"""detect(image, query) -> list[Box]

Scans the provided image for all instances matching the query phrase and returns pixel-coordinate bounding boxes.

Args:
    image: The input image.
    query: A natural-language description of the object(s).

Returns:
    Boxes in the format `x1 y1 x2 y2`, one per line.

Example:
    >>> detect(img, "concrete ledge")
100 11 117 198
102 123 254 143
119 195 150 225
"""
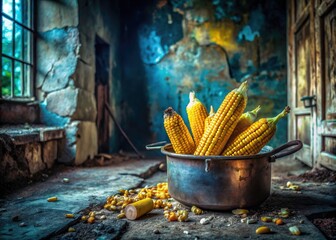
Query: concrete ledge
0 125 65 188
0 124 65 145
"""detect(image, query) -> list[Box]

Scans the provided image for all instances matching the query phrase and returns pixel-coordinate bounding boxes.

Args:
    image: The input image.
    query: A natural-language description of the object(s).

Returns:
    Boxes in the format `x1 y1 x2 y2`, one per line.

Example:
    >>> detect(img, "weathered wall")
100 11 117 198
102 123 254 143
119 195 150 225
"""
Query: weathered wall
37 0 121 164
120 0 287 150
77 0 122 153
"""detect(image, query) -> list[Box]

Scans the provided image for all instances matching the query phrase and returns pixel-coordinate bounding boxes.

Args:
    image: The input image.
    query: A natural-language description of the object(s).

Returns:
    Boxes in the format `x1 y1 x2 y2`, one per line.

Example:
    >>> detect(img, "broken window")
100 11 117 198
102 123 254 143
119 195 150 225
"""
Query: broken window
1 0 34 99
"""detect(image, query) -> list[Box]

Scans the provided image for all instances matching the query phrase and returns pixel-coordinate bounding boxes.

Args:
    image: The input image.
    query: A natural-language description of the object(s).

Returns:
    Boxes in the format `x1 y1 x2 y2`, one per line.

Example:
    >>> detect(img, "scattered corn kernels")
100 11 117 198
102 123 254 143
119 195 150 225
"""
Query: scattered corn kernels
65 214 74 218
191 206 203 215
261 216 272 222
81 215 88 221
256 226 271 234
289 226 301 235
279 208 290 218
232 209 249 215
68 227 76 232
177 210 188 222
286 181 301 191
117 213 125 219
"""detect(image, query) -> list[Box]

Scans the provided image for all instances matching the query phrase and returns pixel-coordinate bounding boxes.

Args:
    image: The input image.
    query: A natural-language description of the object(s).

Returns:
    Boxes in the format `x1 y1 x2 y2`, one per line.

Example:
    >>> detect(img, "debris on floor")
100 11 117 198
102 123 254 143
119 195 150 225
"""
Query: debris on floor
1 159 335 240
297 168 336 183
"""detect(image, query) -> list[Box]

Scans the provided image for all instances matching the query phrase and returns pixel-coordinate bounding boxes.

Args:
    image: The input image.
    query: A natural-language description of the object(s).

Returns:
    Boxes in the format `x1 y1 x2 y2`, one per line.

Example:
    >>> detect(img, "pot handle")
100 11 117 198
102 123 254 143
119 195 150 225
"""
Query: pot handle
145 141 168 150
268 140 303 162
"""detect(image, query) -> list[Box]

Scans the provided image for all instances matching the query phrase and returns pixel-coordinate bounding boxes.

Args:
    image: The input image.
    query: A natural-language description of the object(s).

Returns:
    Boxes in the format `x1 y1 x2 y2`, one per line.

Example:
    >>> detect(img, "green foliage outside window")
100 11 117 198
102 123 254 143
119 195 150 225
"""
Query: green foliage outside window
1 0 32 98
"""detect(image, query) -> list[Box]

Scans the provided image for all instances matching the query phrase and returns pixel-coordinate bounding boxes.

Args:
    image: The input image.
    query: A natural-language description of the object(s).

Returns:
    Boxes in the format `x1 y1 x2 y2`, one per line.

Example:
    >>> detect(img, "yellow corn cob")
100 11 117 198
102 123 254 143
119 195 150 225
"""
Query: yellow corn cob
164 107 196 154
225 105 261 147
222 106 290 156
204 105 215 132
194 81 248 156
186 92 208 146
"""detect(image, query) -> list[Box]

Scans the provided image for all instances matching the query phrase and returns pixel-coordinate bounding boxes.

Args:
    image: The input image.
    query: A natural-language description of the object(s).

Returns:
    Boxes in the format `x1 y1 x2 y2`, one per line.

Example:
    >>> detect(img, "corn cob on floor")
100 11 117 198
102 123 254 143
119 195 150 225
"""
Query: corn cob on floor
0 155 335 240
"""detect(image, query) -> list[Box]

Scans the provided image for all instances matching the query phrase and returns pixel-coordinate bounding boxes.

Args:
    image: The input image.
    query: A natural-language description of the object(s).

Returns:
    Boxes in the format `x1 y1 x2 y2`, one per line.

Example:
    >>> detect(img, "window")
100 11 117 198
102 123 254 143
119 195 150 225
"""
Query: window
1 0 35 99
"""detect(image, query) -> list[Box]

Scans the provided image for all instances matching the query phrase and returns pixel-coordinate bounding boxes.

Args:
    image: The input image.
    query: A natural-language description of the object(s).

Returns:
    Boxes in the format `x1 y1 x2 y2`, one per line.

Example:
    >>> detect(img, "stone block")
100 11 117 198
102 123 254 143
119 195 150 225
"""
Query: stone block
58 121 98 165
45 87 96 121
37 28 79 92
73 60 95 93
41 55 77 92
78 32 95 65
25 143 45 175
37 0 78 32
43 141 58 169
73 89 97 122
46 87 78 117
75 121 98 165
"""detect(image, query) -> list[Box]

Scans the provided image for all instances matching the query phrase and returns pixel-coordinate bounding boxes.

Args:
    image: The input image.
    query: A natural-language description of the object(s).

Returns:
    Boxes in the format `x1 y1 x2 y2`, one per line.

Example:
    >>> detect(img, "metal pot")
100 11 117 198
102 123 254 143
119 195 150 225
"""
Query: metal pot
147 140 302 210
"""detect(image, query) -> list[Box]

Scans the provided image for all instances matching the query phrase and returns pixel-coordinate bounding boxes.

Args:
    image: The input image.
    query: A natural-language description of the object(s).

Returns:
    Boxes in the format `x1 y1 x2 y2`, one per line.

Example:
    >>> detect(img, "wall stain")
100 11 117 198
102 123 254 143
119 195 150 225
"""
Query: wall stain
121 0 287 151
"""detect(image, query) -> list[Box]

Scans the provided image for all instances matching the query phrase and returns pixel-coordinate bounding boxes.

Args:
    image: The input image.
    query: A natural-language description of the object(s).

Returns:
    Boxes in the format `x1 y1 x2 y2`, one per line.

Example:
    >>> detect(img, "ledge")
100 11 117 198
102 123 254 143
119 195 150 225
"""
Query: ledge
0 124 65 145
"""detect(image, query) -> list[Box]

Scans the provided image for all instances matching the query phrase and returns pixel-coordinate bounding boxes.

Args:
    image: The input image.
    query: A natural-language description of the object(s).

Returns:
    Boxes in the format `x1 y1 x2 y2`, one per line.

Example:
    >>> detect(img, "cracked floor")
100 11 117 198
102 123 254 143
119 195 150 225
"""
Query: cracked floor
0 156 335 240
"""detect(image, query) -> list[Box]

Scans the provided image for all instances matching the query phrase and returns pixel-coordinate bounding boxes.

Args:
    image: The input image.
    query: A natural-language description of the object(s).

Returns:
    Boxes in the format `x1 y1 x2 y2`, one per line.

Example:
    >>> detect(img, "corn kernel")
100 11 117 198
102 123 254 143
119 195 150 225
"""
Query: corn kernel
232 209 249 215
81 215 88 221
289 226 301 235
256 226 271 234
87 216 95 224
261 216 272 222
275 218 284 225
117 213 125 219
47 196 58 202
65 214 74 218
68 227 76 232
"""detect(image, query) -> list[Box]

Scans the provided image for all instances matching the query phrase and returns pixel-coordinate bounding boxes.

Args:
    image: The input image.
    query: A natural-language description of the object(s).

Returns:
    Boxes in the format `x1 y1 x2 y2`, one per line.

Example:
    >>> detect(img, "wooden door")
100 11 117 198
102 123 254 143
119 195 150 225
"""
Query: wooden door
288 0 315 167
288 0 336 170
315 0 336 170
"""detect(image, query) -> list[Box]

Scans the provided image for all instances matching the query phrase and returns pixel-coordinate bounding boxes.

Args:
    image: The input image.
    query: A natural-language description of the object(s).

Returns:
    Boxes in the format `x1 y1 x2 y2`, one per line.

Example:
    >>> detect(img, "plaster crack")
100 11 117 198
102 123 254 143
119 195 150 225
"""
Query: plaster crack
39 62 56 89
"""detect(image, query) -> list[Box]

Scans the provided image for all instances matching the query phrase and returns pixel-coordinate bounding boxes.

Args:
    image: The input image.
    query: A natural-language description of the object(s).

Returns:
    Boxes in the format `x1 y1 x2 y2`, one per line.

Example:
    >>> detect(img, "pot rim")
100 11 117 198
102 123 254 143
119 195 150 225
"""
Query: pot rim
161 144 274 161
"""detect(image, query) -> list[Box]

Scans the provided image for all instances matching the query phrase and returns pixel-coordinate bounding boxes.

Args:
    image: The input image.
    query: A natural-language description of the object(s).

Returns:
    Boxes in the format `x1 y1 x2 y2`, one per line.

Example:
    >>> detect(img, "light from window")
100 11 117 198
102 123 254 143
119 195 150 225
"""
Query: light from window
1 0 34 99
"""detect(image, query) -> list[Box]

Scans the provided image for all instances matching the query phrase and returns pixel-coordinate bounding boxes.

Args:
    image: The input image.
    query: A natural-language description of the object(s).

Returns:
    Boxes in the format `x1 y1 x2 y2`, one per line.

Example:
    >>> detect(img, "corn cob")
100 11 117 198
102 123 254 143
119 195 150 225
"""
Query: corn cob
194 81 248 156
186 92 208 146
225 105 261 147
204 105 215 132
164 107 196 154
222 106 290 156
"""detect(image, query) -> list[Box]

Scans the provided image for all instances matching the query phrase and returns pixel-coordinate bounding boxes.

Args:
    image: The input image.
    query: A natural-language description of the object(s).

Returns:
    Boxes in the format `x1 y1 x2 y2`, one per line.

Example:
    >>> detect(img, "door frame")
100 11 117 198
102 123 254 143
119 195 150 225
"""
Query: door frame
315 0 336 170
287 0 316 167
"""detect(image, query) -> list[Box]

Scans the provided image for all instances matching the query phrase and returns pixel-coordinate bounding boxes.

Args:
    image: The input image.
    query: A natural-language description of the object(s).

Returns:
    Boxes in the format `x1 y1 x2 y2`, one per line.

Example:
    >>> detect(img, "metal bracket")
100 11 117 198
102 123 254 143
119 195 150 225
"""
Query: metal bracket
300 95 316 108
205 158 211 172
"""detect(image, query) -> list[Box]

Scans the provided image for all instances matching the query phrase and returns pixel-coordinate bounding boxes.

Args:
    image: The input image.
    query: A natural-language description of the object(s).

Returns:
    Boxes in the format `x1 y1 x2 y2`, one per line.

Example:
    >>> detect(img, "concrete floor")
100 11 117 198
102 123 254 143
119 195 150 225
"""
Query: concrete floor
0 155 335 240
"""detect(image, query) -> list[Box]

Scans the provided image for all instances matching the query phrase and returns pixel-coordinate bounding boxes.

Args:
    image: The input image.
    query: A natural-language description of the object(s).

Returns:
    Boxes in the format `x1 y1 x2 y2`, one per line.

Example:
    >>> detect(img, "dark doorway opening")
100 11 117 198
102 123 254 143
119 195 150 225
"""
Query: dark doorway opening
95 36 110 153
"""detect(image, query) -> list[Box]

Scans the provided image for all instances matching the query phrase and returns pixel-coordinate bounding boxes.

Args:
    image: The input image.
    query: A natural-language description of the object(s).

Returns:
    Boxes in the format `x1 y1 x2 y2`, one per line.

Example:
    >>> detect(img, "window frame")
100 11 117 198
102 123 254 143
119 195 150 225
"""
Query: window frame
1 0 36 101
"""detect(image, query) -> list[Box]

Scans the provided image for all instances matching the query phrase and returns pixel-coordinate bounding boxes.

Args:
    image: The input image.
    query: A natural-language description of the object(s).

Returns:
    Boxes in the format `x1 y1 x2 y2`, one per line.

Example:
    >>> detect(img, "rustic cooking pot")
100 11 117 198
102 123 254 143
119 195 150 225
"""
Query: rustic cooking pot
147 140 302 210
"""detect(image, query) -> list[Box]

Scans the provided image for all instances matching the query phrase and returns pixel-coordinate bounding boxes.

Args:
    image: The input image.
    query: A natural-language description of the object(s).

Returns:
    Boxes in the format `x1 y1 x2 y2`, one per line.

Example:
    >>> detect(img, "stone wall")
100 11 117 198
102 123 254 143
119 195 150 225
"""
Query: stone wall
36 0 121 164
120 0 287 150
77 0 122 153
0 126 64 191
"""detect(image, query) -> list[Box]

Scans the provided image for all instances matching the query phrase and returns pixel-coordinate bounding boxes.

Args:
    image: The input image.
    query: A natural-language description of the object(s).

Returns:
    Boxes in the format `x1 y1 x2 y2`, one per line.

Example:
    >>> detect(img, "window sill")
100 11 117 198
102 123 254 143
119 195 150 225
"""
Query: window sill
0 99 40 124
0 97 36 104
0 124 65 145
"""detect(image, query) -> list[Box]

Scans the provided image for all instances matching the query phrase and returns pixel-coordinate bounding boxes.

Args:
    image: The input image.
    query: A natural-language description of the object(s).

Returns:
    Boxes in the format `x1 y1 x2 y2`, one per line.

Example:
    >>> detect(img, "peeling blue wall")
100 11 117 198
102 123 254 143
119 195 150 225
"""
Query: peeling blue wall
120 0 287 152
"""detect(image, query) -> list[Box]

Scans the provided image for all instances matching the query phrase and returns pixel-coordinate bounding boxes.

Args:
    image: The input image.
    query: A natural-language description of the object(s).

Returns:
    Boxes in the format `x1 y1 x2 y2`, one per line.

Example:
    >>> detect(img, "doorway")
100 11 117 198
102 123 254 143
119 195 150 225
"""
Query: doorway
95 36 110 153
288 0 336 170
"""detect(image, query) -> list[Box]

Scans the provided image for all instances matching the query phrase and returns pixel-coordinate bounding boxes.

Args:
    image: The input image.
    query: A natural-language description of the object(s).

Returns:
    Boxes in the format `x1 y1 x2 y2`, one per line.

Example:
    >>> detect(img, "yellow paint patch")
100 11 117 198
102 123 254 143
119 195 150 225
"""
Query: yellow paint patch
193 21 238 51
